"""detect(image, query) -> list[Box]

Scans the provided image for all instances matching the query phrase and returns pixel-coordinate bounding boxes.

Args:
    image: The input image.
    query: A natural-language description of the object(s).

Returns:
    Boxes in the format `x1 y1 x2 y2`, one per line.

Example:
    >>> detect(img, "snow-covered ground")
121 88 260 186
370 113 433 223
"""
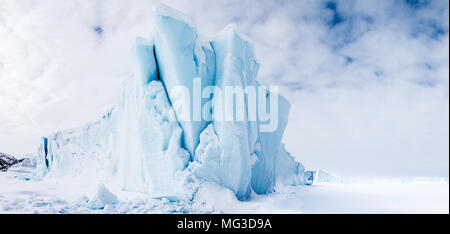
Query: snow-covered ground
1 161 447 214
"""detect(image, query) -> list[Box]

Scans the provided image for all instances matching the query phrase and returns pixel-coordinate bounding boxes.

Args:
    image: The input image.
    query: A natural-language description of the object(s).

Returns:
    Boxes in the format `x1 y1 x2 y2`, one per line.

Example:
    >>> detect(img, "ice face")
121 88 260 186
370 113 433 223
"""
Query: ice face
36 4 311 202
135 37 158 86
188 26 260 200
152 5 215 158
192 25 293 198
37 78 192 198
114 77 190 196
36 111 115 179
192 122 252 200
276 144 313 186
251 91 291 194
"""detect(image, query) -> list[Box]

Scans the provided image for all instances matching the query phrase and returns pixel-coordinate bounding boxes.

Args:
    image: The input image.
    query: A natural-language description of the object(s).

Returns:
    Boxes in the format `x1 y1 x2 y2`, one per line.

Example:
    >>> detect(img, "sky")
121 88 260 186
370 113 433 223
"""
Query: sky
0 0 448 179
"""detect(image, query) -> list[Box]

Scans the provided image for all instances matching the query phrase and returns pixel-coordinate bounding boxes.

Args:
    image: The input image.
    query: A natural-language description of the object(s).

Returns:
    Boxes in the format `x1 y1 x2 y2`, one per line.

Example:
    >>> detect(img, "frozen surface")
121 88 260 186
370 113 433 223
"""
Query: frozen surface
1 163 448 214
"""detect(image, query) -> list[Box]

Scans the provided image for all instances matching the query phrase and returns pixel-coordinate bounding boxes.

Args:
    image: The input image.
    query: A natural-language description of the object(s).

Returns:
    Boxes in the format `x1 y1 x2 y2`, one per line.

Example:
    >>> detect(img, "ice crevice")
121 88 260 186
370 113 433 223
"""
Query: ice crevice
36 4 313 202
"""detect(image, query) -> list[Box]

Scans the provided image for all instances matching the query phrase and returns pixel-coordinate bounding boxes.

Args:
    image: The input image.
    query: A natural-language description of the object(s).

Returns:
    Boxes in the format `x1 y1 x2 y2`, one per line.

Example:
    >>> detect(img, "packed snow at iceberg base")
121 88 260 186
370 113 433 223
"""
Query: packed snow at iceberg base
34 5 313 211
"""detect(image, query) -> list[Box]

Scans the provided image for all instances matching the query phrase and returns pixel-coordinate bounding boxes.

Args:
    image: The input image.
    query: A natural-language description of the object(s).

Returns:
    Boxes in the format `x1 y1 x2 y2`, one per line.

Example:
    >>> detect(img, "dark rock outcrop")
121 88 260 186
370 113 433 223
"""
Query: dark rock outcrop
0 152 22 172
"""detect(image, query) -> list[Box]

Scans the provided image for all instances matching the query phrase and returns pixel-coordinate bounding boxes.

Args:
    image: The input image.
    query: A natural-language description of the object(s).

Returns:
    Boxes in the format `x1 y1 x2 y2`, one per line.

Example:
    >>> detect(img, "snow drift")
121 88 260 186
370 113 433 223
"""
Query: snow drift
36 5 312 201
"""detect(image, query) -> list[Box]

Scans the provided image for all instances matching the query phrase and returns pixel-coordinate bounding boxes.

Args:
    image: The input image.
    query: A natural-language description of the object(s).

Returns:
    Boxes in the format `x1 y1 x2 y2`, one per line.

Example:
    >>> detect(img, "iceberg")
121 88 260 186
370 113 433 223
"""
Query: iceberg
36 4 312 202
312 170 346 184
